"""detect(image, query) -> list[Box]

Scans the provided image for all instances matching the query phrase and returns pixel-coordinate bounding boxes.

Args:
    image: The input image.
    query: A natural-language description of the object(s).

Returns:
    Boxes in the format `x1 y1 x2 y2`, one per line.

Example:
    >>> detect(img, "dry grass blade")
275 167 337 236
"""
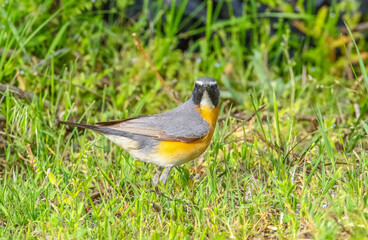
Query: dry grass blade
340 22 368 34
223 104 267 141
0 70 19 105
253 129 300 160
0 131 18 139
0 48 18 59
218 104 267 121
0 83 50 108
132 33 181 105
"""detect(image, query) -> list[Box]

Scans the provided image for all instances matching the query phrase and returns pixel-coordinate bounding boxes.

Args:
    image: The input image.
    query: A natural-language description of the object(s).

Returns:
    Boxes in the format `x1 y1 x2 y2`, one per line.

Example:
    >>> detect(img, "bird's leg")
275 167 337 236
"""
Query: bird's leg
159 167 172 186
152 166 164 185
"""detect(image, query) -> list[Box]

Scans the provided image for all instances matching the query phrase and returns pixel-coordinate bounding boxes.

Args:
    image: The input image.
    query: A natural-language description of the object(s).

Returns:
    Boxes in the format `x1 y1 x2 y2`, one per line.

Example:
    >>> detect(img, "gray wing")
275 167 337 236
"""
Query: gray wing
96 99 210 143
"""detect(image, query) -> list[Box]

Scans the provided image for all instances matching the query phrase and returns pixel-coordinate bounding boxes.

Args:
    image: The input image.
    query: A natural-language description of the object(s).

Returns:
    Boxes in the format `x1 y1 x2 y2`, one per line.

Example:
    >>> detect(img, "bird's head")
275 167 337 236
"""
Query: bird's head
192 77 220 108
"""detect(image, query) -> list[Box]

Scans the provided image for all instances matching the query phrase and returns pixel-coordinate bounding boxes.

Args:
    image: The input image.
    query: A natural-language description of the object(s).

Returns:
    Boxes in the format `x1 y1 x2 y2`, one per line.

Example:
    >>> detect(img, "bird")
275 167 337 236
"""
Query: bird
59 77 220 185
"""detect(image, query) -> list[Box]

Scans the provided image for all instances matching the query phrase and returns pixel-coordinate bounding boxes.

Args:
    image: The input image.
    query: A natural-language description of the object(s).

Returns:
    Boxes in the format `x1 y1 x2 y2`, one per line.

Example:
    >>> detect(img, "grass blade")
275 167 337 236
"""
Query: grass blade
344 22 368 93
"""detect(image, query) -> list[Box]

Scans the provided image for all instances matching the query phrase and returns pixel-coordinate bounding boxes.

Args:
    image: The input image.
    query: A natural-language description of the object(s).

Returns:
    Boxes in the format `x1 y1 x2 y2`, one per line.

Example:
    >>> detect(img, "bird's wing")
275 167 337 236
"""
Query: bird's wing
96 101 210 143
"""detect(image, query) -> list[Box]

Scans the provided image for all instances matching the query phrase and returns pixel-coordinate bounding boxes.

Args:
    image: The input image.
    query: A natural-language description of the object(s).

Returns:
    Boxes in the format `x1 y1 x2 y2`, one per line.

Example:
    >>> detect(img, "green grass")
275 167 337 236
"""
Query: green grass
1 0 368 239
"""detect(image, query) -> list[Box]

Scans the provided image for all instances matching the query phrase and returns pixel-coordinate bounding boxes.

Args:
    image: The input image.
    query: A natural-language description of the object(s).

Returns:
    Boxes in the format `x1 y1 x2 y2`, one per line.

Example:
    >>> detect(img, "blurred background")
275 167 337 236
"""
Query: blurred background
0 0 367 114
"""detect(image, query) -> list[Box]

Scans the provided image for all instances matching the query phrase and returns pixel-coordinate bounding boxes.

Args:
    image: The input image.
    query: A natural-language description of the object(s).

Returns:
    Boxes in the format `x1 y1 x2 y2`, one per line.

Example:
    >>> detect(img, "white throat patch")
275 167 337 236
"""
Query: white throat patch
200 90 214 108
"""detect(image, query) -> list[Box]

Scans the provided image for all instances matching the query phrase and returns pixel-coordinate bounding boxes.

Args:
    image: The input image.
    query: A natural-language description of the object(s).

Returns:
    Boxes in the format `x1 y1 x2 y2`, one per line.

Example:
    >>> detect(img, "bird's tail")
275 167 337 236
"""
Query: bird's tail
59 120 102 131
59 120 129 137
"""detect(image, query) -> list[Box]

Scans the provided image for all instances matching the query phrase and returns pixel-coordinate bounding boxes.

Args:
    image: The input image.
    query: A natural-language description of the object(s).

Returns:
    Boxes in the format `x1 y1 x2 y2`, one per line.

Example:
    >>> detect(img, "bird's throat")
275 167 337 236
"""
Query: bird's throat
195 105 219 128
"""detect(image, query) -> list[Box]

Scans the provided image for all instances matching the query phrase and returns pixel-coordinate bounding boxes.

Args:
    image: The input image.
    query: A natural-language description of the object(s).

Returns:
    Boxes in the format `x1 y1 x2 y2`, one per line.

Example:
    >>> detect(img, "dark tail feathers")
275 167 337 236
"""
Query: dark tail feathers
59 120 102 131
59 120 129 137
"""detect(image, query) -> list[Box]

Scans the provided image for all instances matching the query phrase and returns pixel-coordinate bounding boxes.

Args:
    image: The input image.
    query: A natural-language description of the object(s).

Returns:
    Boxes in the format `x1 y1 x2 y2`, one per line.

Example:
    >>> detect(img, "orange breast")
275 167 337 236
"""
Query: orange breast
157 105 219 166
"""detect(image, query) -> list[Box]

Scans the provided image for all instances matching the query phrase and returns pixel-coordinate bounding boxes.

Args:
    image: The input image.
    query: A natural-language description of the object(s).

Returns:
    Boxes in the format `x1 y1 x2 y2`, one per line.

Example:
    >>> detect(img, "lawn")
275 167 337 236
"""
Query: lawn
1 0 368 239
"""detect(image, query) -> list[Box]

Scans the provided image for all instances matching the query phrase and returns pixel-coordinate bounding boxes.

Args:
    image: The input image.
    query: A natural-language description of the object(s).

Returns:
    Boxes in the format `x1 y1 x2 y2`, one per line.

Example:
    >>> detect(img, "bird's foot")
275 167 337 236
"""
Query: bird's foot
159 167 172 186
152 166 164 185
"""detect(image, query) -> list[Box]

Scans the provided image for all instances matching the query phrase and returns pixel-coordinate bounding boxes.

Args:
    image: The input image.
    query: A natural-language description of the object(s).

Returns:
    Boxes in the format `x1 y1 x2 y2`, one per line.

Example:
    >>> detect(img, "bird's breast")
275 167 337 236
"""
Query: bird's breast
196 104 219 129
155 105 219 166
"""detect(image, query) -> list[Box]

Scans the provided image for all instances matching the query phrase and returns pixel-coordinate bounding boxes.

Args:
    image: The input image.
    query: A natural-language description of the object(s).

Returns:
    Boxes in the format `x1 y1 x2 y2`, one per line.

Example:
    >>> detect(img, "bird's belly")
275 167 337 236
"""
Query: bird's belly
104 131 214 167
155 132 214 167
104 134 159 164
104 134 139 150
